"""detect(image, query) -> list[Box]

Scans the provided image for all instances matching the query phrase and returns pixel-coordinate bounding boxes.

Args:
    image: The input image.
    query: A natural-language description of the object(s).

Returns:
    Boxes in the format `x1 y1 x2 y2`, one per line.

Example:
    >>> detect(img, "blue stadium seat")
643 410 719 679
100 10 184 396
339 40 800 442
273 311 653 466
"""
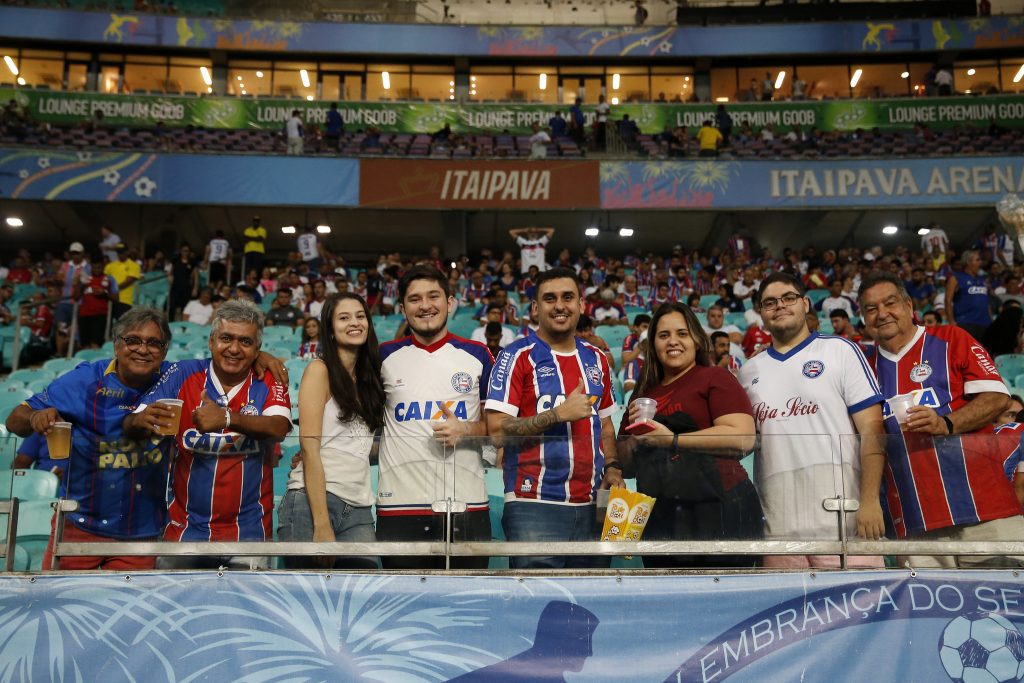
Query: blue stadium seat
0 393 29 418
0 470 59 500
996 355 1024 383
700 295 719 310
806 290 829 305
3 369 37 386
73 348 108 362
24 379 49 395
42 358 81 376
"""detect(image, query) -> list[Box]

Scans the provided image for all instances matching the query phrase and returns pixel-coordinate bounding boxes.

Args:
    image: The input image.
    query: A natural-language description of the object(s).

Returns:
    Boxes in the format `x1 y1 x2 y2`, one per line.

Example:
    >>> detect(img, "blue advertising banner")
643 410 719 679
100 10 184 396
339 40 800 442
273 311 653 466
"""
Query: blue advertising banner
0 571 1023 681
0 149 359 206
599 158 1024 210
0 6 1019 57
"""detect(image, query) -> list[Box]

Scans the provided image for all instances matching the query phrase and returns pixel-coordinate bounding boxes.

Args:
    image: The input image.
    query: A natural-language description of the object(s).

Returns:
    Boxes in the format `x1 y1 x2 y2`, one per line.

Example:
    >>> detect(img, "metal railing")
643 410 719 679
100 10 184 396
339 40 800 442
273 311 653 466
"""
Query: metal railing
3 427 1022 573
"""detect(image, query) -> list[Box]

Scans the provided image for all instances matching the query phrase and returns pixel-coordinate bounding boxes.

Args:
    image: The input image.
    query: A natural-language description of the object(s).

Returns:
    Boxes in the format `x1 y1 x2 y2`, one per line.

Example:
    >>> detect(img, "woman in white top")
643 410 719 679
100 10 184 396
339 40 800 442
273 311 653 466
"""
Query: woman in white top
277 292 385 569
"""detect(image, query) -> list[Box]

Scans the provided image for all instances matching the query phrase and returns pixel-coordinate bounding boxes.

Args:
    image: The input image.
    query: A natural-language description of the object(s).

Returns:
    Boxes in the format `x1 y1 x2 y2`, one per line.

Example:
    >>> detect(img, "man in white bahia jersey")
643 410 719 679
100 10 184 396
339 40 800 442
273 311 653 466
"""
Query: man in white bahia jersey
486 267 623 569
204 230 232 291
377 265 494 569
738 272 887 568
509 227 554 274
297 225 323 275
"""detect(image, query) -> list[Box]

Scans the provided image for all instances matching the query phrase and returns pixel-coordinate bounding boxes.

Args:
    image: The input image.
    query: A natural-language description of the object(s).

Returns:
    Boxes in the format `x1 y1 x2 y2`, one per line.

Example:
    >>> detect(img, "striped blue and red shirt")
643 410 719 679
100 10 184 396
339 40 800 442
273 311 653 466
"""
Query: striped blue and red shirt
137 359 291 542
871 324 1016 537
486 331 616 505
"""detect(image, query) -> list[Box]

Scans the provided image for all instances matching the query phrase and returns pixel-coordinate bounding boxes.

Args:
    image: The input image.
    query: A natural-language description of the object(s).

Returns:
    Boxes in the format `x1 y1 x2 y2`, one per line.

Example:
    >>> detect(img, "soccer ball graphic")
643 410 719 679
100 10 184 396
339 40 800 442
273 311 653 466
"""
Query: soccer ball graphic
939 612 1024 683
134 177 157 197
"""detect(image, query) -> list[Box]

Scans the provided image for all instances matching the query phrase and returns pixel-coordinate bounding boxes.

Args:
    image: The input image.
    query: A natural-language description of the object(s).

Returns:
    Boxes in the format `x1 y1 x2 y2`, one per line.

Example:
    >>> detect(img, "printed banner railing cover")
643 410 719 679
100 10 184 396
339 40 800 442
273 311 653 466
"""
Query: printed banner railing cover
4 87 1024 135
1 571 1023 682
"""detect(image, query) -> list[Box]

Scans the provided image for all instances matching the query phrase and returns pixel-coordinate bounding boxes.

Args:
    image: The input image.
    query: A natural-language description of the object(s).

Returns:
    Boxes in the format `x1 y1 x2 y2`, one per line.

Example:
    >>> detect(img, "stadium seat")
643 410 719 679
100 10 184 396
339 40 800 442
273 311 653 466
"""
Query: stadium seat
996 355 1024 383
0 470 59 501
284 358 311 378
700 295 719 310
0 432 19 470
42 358 81 375
0 393 29 418
73 349 108 362
24 379 49 395
3 369 37 386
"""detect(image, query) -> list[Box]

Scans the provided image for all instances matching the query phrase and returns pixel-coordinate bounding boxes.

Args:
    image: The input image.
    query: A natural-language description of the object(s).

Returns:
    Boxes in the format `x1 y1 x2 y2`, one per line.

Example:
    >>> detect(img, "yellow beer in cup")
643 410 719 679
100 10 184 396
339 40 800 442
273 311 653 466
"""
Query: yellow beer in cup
46 422 72 460
155 398 184 436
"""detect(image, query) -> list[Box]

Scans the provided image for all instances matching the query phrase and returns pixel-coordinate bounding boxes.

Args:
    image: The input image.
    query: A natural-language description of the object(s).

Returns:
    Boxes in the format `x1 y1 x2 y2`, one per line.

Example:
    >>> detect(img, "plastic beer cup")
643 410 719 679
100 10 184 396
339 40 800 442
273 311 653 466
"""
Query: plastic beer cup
155 398 184 436
46 422 72 460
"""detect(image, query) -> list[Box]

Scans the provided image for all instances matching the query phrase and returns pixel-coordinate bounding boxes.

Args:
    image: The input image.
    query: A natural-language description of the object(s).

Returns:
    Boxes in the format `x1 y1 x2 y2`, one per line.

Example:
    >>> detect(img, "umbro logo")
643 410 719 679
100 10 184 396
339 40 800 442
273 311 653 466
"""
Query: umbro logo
751 378 759 384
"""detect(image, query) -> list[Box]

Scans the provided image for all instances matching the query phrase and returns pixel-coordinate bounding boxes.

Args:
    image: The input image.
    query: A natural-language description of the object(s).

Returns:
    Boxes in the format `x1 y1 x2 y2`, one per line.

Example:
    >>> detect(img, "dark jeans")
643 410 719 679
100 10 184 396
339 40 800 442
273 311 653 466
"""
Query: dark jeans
377 510 491 570
502 501 610 570
641 479 764 569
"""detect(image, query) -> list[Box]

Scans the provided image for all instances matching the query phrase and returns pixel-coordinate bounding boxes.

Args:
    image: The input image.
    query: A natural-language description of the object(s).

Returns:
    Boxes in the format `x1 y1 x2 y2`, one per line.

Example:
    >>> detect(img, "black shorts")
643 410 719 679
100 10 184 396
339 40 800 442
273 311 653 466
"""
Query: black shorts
376 509 492 570
78 315 107 347
209 261 227 284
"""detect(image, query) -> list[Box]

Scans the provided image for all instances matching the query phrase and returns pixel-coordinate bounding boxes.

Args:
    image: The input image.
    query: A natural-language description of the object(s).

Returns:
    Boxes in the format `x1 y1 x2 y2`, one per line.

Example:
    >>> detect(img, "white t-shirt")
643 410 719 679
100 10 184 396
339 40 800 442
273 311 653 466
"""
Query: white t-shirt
733 280 760 299
306 298 326 320
208 238 229 263
182 300 213 325
819 295 855 319
99 232 121 262
921 228 949 255
285 116 303 139
378 334 493 515
516 235 549 273
297 234 319 262
596 102 610 123
738 332 883 539
287 388 375 507
470 325 515 348
529 130 551 158
703 323 743 359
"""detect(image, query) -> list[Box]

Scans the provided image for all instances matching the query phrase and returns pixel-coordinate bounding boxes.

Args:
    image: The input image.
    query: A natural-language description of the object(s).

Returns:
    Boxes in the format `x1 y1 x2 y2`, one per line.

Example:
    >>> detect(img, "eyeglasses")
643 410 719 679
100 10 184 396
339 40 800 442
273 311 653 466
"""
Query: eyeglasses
759 292 803 312
119 335 167 351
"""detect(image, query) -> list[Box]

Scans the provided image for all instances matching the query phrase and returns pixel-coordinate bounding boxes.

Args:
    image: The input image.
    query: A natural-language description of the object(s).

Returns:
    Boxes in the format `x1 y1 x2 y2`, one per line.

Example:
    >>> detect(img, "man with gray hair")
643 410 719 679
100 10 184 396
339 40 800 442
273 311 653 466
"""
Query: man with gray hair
6 307 173 570
126 299 292 570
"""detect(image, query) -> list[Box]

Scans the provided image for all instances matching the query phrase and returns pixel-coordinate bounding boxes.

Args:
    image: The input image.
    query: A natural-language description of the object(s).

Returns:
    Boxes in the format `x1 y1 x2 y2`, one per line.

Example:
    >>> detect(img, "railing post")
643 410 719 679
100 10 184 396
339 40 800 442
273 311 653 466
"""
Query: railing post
66 300 80 359
1 499 18 573
10 304 24 372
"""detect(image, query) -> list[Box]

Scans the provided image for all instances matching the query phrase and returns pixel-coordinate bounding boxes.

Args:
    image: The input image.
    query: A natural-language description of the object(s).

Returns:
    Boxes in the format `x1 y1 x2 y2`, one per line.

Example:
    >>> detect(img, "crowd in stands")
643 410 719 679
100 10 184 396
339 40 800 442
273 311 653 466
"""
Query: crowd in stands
6 220 1024 572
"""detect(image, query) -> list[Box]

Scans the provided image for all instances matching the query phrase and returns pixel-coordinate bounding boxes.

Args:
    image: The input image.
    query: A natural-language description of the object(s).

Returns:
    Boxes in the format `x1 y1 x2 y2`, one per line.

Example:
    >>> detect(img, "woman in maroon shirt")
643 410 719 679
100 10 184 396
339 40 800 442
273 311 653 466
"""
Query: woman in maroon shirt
619 301 763 568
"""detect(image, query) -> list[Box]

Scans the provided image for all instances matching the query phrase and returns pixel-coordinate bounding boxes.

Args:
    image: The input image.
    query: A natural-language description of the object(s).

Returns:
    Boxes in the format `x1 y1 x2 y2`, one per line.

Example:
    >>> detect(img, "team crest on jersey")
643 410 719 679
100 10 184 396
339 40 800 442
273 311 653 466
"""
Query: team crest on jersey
802 360 825 378
585 365 602 386
239 402 260 416
909 363 933 383
451 371 474 394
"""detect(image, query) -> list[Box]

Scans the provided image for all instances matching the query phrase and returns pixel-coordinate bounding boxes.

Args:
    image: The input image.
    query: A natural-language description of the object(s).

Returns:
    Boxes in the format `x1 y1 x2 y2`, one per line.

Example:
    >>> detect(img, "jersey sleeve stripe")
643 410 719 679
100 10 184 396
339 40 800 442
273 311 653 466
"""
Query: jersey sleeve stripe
485 399 519 416
964 379 1010 395
847 394 884 415
824 334 883 395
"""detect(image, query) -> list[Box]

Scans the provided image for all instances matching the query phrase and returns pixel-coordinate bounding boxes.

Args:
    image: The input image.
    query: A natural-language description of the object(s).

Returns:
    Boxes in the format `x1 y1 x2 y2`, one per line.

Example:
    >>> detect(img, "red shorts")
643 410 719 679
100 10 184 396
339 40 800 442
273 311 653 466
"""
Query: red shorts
42 514 157 571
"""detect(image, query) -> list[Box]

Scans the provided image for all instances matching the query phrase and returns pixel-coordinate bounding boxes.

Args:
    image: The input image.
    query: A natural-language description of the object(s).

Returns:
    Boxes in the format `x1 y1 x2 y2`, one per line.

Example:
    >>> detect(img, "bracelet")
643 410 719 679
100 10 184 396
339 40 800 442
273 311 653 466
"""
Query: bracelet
941 414 953 434
224 408 231 430
604 462 623 471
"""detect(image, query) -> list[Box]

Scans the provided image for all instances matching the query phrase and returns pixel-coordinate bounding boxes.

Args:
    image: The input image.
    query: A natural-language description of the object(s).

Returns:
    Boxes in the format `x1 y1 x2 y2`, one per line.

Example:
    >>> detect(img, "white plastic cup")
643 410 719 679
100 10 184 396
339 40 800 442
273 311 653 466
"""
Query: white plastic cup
888 392 918 426
634 397 658 423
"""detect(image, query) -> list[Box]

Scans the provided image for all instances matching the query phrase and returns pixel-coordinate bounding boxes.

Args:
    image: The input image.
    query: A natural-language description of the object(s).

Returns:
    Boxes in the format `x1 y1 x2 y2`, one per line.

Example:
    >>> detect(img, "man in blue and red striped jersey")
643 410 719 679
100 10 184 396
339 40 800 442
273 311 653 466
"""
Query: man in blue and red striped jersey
486 267 623 569
126 299 291 570
5 307 172 570
860 271 1024 568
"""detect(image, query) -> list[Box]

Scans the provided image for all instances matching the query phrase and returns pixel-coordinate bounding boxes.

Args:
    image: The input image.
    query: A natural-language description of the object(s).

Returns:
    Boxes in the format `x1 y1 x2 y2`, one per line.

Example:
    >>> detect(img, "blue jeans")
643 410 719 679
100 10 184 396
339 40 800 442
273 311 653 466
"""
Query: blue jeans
277 489 379 570
502 501 610 569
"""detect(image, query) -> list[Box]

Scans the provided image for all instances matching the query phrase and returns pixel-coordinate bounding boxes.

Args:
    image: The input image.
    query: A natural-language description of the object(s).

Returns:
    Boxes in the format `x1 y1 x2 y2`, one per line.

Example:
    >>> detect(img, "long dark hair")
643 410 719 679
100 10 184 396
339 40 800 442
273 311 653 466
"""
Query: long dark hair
318 292 385 431
633 302 711 398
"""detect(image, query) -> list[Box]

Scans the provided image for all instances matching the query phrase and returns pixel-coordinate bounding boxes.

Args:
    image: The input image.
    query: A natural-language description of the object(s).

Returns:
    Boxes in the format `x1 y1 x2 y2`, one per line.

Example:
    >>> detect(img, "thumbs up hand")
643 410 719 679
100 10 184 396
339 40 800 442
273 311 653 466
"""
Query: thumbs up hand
430 402 470 447
192 390 229 433
555 378 593 423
